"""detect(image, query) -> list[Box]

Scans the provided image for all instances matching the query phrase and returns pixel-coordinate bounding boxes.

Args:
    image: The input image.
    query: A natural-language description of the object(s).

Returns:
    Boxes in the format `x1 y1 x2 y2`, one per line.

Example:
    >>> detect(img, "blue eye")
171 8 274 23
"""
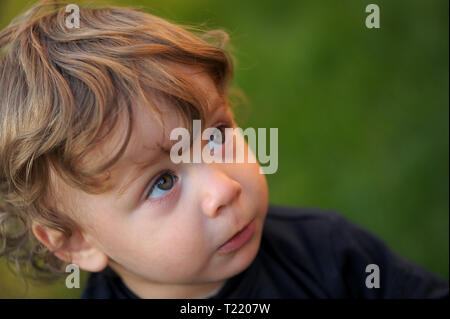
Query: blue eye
147 172 177 199
207 126 226 151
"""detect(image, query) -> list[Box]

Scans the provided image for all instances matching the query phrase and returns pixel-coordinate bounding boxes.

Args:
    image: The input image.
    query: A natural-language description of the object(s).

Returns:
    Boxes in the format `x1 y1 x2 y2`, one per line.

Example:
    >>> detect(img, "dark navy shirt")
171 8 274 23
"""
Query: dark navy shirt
81 204 449 298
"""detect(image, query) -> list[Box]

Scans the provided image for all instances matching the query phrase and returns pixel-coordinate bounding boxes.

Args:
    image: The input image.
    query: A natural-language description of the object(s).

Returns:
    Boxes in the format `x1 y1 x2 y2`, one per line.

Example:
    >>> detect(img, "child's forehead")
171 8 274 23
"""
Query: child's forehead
121 91 229 165
125 72 228 159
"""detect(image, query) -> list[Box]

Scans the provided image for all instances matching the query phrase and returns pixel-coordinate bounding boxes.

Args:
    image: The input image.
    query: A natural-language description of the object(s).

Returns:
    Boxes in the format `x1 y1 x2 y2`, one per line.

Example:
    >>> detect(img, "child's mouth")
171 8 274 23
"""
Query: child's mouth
218 219 256 254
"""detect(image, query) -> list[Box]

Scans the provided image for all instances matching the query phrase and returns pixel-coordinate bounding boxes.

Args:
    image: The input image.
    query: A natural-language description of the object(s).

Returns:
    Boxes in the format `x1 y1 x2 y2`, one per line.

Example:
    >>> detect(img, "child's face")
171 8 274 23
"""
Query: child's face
60 64 269 296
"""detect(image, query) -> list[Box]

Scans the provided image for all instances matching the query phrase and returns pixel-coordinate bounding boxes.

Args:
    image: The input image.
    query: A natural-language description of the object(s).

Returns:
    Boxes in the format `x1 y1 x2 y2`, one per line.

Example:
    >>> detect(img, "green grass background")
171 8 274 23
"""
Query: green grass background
0 0 448 298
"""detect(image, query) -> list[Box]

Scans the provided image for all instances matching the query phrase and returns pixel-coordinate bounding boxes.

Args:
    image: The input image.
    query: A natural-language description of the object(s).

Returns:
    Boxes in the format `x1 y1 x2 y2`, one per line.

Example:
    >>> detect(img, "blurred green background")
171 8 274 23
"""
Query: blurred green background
0 0 448 298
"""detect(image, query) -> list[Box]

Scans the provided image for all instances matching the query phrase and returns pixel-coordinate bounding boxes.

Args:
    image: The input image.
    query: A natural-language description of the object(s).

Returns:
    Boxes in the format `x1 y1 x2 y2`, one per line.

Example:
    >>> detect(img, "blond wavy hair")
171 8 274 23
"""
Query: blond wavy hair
0 0 238 285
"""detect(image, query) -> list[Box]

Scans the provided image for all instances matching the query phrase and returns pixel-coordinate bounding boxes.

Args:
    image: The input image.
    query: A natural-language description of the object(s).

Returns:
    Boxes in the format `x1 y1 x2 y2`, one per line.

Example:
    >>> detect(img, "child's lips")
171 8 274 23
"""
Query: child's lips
217 219 256 254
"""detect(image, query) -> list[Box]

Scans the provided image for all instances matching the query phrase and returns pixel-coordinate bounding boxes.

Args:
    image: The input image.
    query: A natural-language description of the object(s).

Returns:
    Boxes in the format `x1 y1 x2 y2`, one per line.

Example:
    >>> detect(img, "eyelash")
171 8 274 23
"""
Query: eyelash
141 120 234 206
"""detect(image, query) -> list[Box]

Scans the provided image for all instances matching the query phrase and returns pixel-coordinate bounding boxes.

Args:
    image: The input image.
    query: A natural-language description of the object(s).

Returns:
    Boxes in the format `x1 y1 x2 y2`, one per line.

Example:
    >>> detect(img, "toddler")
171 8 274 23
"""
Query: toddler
0 1 447 299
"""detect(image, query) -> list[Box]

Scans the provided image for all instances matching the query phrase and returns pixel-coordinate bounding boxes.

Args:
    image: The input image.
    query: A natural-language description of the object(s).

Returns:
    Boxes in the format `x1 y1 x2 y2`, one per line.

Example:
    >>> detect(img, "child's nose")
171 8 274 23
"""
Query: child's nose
199 165 242 218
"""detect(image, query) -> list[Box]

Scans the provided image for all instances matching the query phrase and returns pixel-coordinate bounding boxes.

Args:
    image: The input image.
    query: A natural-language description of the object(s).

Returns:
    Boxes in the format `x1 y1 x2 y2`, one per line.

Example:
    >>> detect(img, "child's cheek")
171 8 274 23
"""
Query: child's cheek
142 223 211 279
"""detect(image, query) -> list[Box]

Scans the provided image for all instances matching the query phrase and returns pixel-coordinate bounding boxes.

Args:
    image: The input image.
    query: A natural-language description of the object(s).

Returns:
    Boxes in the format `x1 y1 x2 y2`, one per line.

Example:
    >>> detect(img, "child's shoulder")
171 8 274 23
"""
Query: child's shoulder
260 204 449 298
263 203 346 244
265 203 342 221
262 203 406 272
262 204 346 259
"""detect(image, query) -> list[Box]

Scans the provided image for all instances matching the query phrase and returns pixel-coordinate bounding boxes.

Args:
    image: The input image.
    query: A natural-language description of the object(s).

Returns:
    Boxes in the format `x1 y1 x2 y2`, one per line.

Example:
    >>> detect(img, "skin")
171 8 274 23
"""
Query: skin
32 63 269 298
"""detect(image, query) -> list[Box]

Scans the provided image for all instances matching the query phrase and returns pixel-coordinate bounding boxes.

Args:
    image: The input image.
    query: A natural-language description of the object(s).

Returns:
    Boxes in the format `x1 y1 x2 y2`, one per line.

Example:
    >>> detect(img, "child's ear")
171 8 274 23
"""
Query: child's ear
31 223 108 272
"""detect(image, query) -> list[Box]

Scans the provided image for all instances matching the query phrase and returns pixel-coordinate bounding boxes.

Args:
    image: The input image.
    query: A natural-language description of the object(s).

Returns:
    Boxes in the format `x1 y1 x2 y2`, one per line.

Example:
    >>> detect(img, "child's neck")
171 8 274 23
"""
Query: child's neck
110 263 227 299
